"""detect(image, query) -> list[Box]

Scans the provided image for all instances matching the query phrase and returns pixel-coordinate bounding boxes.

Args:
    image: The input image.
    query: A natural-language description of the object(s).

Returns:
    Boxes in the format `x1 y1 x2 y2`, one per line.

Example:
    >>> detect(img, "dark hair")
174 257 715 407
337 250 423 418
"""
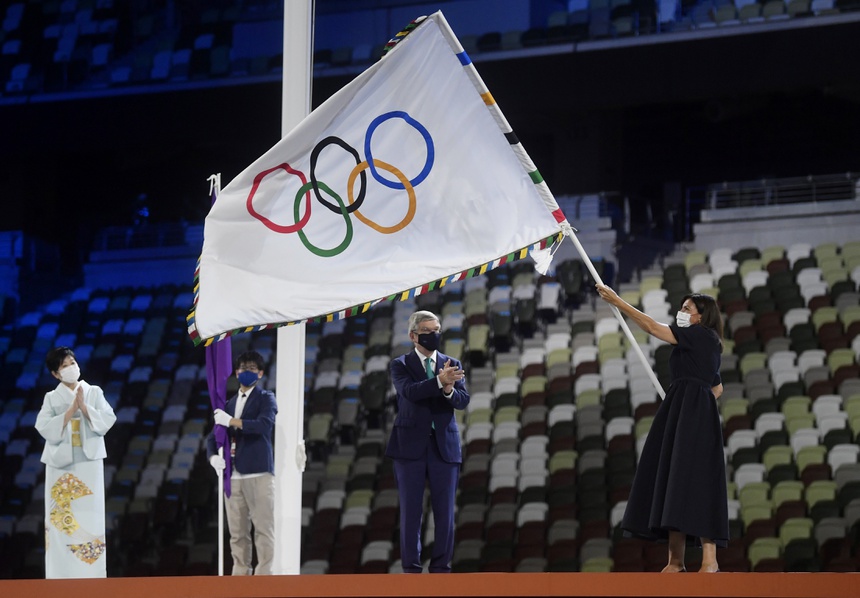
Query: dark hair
236 350 265 371
682 293 724 346
46 346 75 373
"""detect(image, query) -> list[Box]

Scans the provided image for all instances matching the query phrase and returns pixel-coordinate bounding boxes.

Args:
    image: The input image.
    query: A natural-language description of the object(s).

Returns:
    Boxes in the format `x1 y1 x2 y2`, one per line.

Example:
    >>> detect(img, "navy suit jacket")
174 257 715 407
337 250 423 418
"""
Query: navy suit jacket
206 386 277 475
385 350 469 463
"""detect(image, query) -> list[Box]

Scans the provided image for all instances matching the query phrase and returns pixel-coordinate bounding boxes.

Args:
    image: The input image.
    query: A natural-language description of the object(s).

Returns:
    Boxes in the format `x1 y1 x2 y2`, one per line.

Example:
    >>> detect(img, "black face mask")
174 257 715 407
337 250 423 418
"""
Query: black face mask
416 331 441 352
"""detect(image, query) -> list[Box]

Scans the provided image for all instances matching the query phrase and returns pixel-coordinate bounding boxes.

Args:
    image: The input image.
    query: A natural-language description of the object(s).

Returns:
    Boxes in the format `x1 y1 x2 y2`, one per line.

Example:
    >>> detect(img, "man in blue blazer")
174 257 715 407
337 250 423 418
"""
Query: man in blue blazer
386 310 470 573
206 350 277 575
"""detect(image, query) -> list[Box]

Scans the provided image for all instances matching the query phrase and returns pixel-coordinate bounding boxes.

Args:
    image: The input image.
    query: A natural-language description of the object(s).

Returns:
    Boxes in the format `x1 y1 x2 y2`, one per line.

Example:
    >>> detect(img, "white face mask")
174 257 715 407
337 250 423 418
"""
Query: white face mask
59 363 81 384
675 311 692 328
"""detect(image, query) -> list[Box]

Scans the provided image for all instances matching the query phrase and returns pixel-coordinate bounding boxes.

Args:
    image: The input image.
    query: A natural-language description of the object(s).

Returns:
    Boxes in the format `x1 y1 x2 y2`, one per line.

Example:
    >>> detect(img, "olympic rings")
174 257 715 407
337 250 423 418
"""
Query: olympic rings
247 163 312 234
245 110 433 257
347 159 416 234
364 111 434 190
294 180 353 258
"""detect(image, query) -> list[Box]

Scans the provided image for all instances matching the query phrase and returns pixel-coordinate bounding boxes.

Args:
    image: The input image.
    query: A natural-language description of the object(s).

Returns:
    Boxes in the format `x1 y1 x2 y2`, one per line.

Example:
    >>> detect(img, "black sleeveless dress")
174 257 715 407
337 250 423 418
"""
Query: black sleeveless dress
621 323 729 547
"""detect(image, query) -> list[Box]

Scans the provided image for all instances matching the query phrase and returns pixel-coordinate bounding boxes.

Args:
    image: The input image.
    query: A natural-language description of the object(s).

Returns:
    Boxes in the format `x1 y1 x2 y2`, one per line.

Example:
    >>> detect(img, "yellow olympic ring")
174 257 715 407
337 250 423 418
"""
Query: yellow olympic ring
347 159 416 234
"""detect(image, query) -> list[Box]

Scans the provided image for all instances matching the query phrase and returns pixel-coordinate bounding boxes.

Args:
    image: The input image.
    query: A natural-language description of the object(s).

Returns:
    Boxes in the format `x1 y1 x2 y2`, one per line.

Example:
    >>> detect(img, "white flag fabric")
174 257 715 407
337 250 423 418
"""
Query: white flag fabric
189 11 568 345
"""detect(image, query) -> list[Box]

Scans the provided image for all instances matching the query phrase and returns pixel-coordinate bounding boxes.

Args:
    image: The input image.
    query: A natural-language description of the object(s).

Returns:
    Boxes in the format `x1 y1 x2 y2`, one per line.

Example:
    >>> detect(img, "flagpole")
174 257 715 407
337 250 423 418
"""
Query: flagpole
273 0 313 575
217 446 224 576
203 173 234 576
564 230 666 400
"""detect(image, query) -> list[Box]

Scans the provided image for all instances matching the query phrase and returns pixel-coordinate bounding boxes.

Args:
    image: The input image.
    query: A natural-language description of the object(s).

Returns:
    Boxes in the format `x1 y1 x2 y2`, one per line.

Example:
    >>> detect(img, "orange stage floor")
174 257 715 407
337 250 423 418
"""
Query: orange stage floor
2 572 859 598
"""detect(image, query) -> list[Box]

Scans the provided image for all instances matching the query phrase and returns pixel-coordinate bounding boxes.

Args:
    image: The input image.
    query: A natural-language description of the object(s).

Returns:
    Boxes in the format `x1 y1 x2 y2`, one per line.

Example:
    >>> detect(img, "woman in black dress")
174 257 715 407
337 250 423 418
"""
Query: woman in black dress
596 286 726 573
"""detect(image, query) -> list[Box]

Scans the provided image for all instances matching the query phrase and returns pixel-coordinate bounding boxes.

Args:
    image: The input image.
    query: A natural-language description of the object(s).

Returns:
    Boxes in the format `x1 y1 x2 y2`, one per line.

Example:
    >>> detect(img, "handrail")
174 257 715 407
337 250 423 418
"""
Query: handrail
682 171 859 241
705 172 858 209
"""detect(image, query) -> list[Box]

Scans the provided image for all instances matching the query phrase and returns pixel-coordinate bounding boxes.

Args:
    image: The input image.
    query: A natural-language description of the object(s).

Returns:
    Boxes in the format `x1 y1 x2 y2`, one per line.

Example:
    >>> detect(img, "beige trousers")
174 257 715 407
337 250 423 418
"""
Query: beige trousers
225 473 275 575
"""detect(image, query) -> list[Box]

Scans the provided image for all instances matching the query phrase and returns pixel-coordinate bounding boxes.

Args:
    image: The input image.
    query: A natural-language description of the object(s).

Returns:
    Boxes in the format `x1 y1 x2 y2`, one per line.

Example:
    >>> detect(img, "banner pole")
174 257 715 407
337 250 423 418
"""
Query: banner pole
564 230 666 400
217 446 224 576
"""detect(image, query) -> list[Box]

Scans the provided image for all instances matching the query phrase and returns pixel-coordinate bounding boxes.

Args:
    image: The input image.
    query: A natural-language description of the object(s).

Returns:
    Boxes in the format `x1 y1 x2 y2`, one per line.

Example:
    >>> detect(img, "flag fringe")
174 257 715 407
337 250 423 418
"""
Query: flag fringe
186 232 563 346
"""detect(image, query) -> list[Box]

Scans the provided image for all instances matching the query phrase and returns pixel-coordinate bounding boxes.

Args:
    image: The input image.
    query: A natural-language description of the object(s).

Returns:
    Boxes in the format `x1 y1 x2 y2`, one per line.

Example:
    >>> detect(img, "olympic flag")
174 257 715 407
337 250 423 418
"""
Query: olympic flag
189 12 569 345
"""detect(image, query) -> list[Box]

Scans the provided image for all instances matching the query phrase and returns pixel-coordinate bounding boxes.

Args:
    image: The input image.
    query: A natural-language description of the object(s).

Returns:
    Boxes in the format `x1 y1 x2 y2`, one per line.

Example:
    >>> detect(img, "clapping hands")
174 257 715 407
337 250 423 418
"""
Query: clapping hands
439 359 465 394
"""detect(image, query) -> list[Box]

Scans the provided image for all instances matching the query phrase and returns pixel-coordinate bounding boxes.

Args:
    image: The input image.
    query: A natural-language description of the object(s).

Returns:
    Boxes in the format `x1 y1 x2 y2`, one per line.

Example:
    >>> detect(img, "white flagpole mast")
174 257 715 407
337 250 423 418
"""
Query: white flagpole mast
274 0 313 575
206 172 228 576
217 446 225 576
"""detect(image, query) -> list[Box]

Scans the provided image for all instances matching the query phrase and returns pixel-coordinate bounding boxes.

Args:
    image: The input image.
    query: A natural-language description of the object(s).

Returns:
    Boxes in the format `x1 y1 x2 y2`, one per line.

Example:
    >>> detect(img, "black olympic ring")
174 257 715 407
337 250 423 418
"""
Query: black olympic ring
309 136 367 216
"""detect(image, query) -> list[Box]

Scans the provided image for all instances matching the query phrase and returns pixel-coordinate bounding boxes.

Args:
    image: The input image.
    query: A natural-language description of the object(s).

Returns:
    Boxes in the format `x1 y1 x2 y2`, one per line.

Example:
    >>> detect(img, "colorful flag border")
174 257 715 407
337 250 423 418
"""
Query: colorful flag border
187 231 563 346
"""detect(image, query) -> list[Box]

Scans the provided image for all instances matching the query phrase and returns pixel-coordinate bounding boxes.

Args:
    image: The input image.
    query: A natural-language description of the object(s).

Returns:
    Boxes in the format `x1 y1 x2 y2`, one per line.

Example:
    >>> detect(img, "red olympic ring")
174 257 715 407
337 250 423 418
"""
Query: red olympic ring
246 163 312 233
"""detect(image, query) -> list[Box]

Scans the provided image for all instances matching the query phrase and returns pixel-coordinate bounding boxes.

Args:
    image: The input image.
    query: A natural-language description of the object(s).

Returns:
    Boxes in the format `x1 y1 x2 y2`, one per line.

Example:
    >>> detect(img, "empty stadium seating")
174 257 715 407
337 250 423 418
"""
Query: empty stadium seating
1 216 859 577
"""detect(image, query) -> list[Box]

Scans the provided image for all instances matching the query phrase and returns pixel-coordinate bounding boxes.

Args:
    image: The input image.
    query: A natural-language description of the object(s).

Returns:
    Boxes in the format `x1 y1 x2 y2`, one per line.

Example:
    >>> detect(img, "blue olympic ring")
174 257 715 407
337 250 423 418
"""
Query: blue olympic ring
364 111 435 190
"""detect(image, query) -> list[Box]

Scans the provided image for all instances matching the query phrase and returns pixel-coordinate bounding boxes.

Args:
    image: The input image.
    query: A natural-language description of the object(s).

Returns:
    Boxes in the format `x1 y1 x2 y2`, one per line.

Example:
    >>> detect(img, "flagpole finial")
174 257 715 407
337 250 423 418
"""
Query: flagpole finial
207 173 222 197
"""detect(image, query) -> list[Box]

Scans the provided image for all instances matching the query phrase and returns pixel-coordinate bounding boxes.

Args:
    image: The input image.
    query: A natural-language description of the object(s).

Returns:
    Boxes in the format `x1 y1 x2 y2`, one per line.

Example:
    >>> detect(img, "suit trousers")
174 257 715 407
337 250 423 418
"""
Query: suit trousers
225 473 275 575
393 434 460 573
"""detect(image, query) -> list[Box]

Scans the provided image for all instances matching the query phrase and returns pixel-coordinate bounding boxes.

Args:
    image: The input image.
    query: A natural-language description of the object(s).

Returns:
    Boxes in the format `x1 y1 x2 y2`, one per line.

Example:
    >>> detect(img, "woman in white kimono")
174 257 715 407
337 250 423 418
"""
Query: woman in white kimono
35 346 116 579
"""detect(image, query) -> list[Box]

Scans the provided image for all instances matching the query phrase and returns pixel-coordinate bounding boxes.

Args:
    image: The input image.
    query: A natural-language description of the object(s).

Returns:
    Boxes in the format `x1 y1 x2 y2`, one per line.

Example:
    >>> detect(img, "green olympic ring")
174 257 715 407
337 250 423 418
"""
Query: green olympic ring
294 180 353 257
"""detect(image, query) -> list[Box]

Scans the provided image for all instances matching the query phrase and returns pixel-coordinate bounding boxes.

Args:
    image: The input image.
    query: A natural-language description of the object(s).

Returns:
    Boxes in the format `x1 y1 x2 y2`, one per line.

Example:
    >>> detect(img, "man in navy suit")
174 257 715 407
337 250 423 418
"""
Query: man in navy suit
386 310 470 573
206 350 277 575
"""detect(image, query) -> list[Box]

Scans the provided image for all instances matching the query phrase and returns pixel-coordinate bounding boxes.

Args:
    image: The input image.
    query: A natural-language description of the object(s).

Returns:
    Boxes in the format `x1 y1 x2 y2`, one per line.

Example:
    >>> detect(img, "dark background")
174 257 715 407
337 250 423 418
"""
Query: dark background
2 17 859 259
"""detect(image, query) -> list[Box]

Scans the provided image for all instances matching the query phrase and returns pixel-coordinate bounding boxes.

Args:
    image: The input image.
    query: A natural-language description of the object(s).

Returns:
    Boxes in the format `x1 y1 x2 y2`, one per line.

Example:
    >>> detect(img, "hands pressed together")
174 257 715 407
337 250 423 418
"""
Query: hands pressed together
66 385 89 421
